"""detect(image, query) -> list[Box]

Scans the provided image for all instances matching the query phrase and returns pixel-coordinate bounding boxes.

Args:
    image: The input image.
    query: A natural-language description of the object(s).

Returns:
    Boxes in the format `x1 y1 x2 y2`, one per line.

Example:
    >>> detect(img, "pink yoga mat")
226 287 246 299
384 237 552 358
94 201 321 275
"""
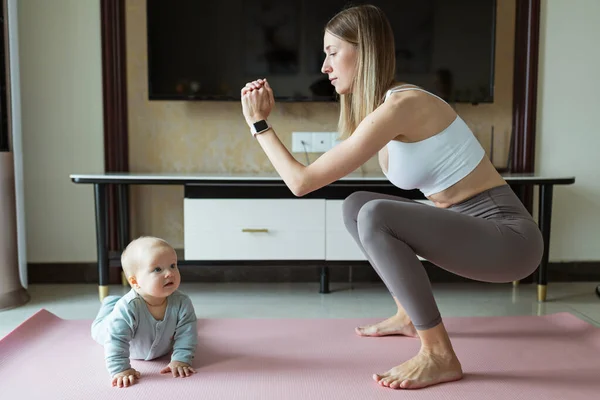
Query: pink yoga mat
1 309 599 399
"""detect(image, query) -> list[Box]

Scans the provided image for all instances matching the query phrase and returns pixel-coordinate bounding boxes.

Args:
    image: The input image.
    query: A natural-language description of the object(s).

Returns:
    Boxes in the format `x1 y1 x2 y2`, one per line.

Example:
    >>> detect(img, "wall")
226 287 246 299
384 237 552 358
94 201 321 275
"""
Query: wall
536 0 600 261
17 0 104 262
125 0 516 248
20 1 595 264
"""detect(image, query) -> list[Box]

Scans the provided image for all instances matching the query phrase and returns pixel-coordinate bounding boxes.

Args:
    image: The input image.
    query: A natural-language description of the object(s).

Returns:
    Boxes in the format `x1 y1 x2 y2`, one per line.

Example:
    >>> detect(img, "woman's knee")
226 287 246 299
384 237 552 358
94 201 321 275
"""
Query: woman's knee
342 191 377 228
356 199 393 243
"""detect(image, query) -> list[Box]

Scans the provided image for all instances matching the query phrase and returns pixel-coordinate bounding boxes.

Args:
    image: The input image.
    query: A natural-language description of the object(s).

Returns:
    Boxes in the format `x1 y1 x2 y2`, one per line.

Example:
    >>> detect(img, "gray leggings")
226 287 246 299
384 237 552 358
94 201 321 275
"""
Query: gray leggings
343 184 544 330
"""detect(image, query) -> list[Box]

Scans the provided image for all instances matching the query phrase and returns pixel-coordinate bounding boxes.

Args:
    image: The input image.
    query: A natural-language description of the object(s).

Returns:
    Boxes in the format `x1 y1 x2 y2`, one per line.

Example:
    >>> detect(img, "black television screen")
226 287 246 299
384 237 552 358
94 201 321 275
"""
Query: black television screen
147 0 496 103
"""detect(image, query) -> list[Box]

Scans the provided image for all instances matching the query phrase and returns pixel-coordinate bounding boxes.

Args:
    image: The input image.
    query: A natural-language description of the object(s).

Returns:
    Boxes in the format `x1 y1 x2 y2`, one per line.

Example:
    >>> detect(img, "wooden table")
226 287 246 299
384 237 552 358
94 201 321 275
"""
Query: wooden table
70 173 575 302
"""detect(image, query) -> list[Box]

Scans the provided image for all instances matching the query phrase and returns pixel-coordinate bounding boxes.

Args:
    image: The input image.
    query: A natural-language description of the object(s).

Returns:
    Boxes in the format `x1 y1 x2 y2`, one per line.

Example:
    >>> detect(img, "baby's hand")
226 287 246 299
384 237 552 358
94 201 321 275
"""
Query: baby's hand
111 368 141 388
160 360 196 378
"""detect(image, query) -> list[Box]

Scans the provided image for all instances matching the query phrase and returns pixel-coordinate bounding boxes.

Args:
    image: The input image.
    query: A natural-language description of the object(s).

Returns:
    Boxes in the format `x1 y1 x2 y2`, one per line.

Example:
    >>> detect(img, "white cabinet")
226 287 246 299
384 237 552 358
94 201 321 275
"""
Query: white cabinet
325 200 367 261
184 199 325 260
183 198 433 261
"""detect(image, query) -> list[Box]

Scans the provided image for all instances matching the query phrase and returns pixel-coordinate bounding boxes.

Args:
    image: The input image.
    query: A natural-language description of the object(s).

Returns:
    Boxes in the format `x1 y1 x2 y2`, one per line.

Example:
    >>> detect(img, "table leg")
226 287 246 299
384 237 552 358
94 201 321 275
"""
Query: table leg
117 184 130 287
94 183 109 301
512 184 527 286
117 184 129 249
320 266 330 294
537 184 553 302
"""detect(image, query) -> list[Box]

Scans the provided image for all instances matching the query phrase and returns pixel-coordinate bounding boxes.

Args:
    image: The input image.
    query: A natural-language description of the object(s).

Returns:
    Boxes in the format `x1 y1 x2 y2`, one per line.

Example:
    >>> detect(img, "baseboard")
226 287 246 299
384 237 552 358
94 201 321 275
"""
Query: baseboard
27 261 600 284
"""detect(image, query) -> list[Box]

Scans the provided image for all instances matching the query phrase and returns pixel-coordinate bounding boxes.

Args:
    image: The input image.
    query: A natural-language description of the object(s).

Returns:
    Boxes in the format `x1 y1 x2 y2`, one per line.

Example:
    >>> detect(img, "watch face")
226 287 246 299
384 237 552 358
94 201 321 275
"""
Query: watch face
253 120 269 132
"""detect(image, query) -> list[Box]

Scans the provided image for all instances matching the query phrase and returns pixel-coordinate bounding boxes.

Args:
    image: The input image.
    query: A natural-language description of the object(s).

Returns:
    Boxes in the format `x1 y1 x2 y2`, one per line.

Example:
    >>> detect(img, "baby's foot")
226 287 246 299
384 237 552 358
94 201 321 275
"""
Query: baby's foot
374 350 463 390
355 314 418 337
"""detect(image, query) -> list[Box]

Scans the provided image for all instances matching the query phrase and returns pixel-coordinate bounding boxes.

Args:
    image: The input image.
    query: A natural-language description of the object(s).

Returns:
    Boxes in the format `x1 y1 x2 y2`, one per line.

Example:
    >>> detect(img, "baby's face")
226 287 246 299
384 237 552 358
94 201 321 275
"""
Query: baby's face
134 245 181 298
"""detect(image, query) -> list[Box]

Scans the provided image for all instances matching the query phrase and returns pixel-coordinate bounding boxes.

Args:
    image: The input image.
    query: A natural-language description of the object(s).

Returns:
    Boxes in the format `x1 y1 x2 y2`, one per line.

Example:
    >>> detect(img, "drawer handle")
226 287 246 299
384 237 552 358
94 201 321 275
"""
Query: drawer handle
242 228 269 233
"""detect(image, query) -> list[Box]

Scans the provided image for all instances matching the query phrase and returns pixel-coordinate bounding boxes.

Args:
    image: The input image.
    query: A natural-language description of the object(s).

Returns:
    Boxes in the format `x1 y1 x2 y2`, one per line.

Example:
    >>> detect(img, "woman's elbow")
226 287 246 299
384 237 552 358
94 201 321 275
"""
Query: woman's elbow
289 176 311 197
290 183 308 197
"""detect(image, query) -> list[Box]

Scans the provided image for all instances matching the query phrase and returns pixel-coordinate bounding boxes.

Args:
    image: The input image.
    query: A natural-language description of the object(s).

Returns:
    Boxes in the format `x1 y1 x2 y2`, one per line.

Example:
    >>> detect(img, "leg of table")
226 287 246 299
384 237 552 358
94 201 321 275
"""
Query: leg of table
512 184 526 286
117 184 130 249
94 183 109 301
117 184 130 287
320 266 330 294
348 265 353 290
537 184 553 302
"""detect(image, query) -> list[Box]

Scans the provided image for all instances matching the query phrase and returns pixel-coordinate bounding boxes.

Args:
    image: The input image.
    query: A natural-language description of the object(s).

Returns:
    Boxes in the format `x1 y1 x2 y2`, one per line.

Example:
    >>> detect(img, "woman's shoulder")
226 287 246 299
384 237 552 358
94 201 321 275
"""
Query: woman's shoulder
384 83 430 102
378 83 457 140
385 83 454 117
380 84 426 115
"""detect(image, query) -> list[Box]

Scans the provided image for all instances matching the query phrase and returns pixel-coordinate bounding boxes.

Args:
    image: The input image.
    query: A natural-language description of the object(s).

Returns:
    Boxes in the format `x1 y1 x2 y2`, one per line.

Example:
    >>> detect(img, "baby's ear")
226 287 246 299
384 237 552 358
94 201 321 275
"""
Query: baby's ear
128 276 138 288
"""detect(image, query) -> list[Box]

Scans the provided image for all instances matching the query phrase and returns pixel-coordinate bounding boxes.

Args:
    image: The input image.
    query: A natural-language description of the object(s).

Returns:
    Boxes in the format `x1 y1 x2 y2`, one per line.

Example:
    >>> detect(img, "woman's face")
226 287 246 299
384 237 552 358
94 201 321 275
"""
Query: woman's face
321 31 358 95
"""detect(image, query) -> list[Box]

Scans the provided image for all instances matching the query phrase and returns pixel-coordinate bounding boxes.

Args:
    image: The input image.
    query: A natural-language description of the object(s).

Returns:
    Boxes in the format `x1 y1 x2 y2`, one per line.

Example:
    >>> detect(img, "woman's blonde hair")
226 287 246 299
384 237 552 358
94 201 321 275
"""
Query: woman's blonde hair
325 4 397 139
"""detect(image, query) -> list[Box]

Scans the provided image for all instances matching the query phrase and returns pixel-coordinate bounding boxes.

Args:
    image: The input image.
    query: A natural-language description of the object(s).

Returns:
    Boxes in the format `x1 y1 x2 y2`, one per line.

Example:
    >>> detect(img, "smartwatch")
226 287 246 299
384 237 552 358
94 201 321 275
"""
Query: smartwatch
250 120 271 137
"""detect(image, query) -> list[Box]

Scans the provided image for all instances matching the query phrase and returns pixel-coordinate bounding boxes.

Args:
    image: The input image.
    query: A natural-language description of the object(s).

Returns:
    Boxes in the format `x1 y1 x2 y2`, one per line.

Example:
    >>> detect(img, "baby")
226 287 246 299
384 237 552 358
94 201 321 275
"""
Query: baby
91 236 198 388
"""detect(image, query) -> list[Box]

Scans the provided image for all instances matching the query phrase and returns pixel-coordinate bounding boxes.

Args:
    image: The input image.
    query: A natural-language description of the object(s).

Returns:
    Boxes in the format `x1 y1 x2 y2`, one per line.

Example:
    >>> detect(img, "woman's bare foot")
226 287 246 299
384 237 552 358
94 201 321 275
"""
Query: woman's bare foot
373 349 463 390
355 314 418 337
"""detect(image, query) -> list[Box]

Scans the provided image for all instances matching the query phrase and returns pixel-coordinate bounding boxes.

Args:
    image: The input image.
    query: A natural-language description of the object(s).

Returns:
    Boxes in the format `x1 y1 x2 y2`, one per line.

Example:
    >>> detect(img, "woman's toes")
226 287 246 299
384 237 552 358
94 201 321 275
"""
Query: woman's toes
373 371 389 382
382 377 395 387
399 379 414 389
389 379 402 389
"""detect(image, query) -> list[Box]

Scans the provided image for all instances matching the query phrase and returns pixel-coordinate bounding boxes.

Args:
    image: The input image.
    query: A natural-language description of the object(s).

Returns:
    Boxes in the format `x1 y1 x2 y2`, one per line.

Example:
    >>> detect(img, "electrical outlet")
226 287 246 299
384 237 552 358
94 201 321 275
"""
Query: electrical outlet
291 132 313 152
292 131 338 153
312 132 333 152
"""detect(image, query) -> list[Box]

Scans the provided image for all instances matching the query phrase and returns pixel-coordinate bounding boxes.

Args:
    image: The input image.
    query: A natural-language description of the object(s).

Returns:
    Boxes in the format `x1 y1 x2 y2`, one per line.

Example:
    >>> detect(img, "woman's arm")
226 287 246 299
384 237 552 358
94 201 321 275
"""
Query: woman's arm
242 79 421 197
254 129 306 195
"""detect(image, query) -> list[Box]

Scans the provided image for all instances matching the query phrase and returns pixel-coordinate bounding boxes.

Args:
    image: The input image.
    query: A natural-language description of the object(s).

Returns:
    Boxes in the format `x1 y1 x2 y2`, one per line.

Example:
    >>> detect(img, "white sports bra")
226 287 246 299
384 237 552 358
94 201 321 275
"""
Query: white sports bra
382 85 485 197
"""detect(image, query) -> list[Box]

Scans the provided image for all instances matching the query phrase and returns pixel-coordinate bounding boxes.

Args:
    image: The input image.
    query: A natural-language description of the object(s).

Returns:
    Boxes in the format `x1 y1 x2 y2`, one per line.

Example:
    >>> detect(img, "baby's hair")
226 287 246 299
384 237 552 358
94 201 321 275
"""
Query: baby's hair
120 236 173 281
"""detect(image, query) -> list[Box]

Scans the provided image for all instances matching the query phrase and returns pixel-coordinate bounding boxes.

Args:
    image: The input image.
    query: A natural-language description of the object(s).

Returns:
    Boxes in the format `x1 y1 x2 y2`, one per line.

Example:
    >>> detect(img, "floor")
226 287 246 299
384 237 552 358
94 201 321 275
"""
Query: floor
1 281 600 339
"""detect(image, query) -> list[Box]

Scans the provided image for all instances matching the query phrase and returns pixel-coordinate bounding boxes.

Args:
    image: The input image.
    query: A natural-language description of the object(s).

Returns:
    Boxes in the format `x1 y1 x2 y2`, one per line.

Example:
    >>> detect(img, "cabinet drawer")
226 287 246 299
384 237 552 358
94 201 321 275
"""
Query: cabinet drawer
184 199 325 260
325 200 367 261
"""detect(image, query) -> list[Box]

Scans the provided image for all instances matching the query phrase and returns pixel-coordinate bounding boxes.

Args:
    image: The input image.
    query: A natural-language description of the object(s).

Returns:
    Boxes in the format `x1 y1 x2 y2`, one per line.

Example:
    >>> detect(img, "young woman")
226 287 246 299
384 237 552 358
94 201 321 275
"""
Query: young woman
240 4 543 391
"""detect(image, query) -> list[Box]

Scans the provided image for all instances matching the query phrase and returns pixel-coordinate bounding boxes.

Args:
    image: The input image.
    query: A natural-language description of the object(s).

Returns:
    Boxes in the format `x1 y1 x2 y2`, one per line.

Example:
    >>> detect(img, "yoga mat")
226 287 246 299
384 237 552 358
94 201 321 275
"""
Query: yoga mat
1 309 599 399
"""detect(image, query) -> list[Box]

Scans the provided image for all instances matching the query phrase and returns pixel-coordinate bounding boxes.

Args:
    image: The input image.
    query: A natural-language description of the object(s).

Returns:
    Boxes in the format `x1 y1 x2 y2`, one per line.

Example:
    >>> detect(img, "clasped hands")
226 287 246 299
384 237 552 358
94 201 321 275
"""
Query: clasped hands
241 78 274 128
111 360 196 388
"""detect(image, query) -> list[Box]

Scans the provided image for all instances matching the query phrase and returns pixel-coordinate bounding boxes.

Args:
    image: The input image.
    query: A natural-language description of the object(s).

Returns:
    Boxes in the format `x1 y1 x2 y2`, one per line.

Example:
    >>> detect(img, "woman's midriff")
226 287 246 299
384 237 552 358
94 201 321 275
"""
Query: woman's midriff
379 149 507 209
